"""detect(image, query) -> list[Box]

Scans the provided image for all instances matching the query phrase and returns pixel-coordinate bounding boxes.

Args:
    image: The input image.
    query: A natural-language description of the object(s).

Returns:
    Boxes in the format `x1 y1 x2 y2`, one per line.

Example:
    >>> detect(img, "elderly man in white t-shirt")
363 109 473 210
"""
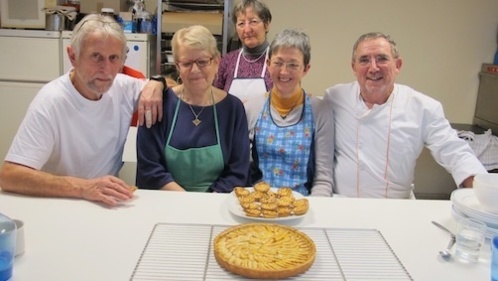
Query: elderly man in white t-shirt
0 14 166 207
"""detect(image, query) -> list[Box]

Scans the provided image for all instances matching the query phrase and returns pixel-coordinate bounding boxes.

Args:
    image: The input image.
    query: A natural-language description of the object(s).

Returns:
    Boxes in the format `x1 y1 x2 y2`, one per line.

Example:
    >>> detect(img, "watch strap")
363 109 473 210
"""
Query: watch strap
149 75 166 90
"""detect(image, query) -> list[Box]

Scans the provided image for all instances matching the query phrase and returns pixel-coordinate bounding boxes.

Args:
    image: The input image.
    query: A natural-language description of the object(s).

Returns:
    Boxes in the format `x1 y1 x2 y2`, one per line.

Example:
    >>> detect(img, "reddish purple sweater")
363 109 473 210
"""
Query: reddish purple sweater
214 49 273 92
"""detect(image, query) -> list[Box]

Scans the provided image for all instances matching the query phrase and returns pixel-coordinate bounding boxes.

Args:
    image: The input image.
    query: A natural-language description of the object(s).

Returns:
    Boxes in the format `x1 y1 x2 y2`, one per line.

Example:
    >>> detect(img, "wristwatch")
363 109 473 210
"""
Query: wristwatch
149 75 167 90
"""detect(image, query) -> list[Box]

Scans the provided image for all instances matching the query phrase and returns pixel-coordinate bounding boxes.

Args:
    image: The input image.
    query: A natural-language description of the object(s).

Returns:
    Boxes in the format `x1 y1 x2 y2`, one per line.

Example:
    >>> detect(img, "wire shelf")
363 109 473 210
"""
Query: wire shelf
130 223 413 281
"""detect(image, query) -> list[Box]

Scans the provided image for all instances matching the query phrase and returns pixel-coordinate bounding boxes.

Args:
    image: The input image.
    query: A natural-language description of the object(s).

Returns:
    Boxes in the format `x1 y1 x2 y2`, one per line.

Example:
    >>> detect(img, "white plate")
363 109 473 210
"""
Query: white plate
450 188 498 224
227 187 308 222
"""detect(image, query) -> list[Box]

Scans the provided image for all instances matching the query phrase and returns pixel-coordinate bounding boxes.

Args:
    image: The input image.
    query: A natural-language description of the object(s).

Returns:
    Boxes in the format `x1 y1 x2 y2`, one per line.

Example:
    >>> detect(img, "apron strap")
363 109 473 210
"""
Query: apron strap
234 47 269 79
260 47 269 77
166 97 182 146
233 49 243 79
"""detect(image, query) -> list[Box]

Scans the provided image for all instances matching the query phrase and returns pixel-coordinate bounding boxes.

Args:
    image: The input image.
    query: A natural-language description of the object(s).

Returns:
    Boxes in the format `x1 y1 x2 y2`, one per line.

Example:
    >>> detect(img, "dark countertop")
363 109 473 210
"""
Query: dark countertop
451 123 490 134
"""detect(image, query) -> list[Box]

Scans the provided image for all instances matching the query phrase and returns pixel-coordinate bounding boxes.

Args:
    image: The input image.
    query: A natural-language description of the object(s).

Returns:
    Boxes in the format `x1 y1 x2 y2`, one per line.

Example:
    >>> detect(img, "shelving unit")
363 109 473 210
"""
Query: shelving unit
155 0 232 76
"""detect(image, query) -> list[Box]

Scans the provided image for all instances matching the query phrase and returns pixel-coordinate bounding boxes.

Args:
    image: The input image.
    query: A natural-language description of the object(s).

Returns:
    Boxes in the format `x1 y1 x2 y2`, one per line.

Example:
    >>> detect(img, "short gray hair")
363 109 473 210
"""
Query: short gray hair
352 32 399 62
71 14 127 61
269 29 311 66
232 0 272 26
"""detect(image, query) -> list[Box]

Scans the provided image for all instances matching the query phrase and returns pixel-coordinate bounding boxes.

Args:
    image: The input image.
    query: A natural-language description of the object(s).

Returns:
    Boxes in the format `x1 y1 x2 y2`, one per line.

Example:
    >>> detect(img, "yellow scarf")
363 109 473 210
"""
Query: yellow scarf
271 88 304 118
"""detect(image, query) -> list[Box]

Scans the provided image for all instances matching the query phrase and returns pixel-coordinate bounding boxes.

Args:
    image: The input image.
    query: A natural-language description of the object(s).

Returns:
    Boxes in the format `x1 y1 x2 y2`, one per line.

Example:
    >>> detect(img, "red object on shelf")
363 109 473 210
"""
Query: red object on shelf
122 65 146 126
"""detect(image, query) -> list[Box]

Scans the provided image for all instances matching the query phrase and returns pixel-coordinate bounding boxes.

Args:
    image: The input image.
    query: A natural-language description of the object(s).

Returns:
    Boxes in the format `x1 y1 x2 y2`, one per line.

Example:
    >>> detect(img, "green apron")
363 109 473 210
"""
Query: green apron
164 97 224 192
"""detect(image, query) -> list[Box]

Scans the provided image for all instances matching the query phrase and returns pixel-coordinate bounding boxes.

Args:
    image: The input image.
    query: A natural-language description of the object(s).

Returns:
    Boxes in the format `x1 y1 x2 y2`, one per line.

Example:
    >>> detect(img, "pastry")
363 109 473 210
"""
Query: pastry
293 199 309 215
277 195 295 207
214 223 316 279
260 202 278 211
260 193 277 204
277 187 293 197
261 209 279 218
234 187 250 197
233 182 309 218
254 181 270 193
277 207 292 217
252 191 265 202
238 195 255 205
244 208 262 217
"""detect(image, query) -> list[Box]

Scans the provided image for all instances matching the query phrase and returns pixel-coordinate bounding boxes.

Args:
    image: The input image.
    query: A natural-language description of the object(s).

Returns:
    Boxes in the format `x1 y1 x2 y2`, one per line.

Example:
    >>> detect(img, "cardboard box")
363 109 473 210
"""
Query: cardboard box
162 11 223 35
80 0 128 14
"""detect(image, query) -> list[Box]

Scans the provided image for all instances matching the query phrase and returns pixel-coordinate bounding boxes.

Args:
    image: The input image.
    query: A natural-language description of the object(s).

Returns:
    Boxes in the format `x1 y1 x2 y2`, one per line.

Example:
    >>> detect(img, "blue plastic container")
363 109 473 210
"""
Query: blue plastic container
492 236 498 281
0 214 15 281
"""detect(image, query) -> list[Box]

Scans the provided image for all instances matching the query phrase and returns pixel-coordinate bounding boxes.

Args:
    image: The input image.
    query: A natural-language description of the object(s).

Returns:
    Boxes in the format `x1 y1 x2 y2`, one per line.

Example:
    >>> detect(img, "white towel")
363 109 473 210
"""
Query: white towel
458 129 498 170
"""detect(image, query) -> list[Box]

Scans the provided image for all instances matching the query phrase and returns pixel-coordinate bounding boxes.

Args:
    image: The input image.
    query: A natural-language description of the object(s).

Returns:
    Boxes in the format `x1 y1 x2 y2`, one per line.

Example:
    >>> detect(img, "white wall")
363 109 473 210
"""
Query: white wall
261 0 498 124
257 0 498 198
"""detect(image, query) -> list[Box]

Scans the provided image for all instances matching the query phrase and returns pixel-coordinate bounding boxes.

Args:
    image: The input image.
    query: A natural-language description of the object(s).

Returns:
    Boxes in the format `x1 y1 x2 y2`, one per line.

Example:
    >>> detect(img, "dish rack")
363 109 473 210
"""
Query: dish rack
130 223 413 281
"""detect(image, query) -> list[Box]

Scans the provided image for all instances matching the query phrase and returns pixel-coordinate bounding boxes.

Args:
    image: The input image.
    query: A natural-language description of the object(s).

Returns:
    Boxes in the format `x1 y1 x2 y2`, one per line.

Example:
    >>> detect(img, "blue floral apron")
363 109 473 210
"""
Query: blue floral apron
254 93 314 195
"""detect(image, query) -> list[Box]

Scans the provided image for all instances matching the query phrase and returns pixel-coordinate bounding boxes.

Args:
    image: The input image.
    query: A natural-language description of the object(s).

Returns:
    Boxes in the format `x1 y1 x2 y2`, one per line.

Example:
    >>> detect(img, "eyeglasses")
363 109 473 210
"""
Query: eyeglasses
356 55 395 66
236 19 263 29
176 57 213 69
73 18 122 35
270 60 303 71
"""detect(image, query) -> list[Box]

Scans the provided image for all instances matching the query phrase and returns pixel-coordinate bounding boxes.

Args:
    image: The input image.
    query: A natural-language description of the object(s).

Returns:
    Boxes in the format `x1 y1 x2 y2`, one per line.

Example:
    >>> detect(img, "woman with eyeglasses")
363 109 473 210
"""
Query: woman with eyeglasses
136 25 250 193
214 0 272 106
246 29 334 197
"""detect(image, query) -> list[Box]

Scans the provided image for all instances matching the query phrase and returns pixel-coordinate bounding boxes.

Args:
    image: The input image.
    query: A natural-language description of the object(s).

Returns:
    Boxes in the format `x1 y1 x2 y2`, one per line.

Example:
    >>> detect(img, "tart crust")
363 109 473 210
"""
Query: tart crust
213 223 316 279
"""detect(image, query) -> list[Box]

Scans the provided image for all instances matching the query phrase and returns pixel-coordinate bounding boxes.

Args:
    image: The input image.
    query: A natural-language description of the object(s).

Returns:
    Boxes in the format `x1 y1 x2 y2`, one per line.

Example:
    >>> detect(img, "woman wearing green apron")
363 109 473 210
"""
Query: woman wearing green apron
136 25 250 192
245 29 334 197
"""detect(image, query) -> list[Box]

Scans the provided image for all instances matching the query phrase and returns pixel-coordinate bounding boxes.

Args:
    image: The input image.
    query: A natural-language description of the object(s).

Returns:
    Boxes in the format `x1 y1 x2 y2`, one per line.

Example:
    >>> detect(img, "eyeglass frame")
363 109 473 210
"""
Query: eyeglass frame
236 19 263 29
268 59 304 72
73 18 122 36
355 54 397 67
175 57 214 70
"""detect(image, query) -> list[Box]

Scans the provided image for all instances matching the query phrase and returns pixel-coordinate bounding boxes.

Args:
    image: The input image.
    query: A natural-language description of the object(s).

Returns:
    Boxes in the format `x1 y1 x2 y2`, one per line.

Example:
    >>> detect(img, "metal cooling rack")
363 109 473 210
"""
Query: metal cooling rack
130 223 413 281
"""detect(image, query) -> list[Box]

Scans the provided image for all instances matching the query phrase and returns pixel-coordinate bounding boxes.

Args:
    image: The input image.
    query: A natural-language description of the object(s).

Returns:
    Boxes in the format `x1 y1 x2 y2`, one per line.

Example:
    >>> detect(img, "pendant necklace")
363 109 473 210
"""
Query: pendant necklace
242 50 266 63
183 88 213 126
274 92 303 120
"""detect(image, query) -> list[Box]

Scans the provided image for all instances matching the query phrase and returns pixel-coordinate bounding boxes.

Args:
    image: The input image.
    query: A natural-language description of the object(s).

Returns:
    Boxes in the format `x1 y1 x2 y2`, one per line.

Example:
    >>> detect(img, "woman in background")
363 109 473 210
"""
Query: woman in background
214 0 272 106
246 29 334 197
136 25 249 192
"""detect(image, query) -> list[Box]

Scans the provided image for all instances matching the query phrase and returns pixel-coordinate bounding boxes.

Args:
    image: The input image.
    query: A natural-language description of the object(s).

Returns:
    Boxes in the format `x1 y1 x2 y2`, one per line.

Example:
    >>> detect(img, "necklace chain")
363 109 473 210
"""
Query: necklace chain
182 88 213 126
242 50 266 63
272 92 303 120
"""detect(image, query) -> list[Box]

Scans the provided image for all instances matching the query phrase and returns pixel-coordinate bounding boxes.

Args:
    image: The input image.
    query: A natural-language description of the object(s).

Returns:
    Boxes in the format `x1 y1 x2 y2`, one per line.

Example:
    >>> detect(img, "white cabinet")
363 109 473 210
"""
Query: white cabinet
0 82 42 160
0 30 60 161
0 29 60 82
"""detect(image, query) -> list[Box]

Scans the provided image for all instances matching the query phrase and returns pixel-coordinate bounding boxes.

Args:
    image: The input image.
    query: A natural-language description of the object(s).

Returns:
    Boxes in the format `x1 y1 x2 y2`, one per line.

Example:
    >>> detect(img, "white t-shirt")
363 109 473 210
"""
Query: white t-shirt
5 72 145 178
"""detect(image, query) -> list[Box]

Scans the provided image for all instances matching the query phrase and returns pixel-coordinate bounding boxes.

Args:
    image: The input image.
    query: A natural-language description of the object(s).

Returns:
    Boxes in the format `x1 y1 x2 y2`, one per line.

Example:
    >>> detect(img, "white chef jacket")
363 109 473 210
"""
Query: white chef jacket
324 81 487 198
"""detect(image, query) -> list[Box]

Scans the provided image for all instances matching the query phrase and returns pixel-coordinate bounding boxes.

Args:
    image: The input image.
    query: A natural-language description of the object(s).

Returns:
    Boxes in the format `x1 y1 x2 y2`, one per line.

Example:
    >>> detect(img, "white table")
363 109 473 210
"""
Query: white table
0 190 491 281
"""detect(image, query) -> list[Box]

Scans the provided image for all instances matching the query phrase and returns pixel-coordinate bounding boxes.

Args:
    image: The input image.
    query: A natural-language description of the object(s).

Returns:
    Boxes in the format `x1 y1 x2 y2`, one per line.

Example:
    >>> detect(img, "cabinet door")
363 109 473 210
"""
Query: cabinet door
0 36 60 82
0 82 42 160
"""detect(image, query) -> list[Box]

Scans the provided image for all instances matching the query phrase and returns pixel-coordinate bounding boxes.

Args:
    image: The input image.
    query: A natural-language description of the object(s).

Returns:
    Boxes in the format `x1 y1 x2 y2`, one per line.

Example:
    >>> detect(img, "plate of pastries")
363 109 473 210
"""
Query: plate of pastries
213 222 316 279
228 181 310 221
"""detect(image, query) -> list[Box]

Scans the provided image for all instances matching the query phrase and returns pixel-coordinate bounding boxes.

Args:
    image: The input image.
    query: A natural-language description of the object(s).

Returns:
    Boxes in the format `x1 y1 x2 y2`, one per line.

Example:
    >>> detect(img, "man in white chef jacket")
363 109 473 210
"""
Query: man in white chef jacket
324 32 488 198
0 14 165 207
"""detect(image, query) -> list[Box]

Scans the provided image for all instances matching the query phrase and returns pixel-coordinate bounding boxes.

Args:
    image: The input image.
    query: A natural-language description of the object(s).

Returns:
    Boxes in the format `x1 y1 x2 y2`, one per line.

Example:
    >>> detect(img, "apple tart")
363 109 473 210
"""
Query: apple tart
213 223 316 279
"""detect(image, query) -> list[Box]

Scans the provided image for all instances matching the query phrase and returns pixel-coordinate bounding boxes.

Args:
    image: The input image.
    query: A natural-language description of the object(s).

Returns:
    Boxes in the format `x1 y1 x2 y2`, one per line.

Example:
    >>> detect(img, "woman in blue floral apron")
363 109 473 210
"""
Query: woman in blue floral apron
245 29 334 197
